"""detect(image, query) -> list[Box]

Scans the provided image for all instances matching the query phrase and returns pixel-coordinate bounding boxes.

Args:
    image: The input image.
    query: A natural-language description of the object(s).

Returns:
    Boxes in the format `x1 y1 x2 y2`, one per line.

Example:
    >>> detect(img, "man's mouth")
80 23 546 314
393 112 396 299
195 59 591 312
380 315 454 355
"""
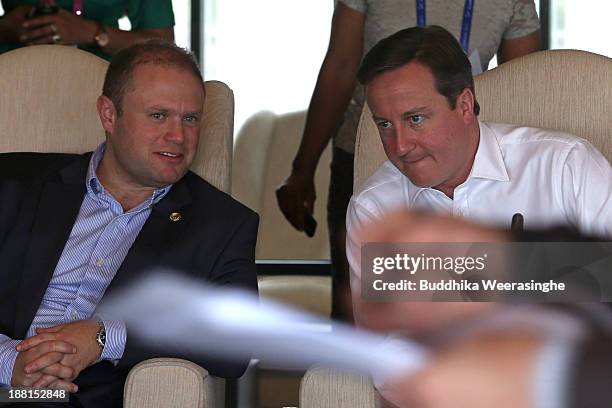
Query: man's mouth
401 155 426 164
157 152 183 158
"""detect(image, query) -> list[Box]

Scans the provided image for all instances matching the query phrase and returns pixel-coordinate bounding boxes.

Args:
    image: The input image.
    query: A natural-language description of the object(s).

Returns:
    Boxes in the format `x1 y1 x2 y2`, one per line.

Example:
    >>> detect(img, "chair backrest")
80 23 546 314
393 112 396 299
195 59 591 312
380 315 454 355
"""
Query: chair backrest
124 358 224 408
0 45 233 193
354 49 612 191
233 110 332 259
300 368 380 408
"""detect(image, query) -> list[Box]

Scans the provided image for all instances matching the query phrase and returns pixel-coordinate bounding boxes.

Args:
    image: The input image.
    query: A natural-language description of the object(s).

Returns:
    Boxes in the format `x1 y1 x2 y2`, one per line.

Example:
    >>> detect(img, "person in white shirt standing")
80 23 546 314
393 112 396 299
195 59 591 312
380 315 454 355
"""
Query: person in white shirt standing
346 25 612 323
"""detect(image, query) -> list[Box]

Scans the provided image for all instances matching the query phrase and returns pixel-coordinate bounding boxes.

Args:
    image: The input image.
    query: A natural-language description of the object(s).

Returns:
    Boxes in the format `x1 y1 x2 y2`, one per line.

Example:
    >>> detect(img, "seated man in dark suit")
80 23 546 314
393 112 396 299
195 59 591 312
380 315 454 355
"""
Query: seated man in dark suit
0 40 258 407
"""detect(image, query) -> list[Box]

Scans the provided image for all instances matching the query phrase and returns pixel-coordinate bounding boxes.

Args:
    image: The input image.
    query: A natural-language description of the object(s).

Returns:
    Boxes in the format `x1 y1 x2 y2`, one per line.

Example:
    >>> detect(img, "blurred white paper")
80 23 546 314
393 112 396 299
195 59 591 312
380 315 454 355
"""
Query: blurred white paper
99 271 428 382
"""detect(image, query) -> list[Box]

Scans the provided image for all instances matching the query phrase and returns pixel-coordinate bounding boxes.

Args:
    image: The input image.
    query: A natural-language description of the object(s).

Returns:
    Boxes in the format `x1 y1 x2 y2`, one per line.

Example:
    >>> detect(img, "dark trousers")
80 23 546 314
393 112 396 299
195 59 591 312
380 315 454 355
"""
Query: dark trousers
327 147 355 322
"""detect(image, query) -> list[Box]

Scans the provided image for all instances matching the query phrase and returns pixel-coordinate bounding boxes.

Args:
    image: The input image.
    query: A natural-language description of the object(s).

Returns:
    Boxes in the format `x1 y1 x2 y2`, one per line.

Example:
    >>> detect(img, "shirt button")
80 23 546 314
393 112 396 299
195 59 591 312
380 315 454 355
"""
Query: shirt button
71 310 78 320
96 258 104 267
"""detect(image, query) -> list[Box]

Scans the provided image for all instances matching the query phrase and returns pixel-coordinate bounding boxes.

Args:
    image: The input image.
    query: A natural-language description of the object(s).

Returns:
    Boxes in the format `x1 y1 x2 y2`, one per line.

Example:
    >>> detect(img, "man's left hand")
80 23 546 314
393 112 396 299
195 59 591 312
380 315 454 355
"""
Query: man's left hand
16 319 103 387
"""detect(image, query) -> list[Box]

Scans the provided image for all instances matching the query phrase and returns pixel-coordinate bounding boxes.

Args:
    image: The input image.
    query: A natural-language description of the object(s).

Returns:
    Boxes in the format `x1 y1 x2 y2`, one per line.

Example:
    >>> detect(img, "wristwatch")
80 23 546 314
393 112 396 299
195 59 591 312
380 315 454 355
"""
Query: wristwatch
95 321 106 349
93 23 109 48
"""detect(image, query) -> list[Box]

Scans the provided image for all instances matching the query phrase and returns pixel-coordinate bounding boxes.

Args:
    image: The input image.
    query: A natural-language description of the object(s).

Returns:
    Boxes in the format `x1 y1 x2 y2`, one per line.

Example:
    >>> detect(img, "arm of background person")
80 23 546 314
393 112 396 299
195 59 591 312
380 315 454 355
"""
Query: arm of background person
276 2 364 231
497 0 541 63
19 0 174 55
497 30 540 63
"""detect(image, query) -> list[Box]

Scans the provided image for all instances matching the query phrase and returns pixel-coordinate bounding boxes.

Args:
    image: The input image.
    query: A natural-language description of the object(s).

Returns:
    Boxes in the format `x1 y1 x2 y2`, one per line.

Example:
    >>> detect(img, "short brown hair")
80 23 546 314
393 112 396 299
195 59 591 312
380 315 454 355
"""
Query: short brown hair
358 25 480 115
102 40 203 115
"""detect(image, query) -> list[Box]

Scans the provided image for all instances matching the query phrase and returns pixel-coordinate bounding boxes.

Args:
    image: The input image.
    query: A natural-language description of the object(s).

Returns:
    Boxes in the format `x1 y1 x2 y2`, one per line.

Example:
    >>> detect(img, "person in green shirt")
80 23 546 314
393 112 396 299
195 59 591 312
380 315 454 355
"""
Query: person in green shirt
0 0 174 59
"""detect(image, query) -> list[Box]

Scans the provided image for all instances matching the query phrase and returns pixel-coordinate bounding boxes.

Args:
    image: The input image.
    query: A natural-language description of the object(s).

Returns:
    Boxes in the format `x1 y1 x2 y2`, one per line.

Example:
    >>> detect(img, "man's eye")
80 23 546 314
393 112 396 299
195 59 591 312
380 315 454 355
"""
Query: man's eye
377 120 392 129
184 115 199 124
151 112 165 120
409 115 424 125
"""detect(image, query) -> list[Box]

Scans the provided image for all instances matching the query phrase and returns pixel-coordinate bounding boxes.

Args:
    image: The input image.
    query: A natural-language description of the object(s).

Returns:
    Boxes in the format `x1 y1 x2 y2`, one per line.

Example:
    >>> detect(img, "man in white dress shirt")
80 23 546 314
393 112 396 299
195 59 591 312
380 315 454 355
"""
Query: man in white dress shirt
346 26 611 322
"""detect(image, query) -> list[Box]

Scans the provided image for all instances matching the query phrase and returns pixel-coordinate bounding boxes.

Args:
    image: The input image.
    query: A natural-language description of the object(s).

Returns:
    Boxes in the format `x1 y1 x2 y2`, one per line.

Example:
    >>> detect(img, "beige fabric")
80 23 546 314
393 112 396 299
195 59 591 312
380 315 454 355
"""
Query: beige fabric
258 275 332 318
354 49 612 191
197 80 233 192
0 45 232 407
300 367 380 408
0 44 233 192
0 45 107 154
124 358 224 408
233 110 332 259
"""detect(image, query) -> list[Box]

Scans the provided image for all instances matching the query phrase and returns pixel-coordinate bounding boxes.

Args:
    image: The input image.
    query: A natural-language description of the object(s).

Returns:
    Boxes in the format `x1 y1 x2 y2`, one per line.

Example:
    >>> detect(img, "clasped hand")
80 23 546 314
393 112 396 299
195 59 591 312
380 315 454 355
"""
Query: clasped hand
19 8 97 46
11 319 102 392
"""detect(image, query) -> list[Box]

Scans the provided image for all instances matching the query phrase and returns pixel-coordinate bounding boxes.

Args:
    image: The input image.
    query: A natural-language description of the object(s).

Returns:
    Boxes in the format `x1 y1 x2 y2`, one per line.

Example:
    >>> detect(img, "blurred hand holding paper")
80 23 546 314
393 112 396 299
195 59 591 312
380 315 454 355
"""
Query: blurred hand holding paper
98 271 429 382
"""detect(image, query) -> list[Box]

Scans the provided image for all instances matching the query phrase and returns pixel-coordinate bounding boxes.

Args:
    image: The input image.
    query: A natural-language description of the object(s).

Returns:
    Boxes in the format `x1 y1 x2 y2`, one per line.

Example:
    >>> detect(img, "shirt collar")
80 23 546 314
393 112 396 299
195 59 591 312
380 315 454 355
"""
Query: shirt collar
406 120 509 202
86 142 172 208
469 120 510 182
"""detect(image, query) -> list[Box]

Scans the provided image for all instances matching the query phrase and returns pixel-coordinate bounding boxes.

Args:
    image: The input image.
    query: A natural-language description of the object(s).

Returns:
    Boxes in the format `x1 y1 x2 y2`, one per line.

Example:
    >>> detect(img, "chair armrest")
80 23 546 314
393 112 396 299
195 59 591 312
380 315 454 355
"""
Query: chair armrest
123 357 225 408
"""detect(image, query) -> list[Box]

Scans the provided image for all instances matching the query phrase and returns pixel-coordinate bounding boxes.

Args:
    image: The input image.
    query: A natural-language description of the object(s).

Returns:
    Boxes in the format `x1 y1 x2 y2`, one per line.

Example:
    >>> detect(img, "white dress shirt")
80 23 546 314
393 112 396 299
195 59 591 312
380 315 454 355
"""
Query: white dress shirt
346 121 612 290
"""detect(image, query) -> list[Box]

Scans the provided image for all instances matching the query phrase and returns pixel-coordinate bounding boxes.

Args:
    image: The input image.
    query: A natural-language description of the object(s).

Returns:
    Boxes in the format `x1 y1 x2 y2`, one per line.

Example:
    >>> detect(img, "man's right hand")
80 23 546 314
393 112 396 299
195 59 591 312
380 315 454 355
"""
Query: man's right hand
276 170 316 232
11 339 78 392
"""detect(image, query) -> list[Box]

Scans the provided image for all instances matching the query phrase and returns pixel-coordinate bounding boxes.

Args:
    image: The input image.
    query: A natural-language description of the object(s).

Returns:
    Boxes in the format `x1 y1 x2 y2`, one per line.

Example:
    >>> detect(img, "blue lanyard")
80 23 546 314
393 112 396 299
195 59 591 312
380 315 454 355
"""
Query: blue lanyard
415 0 475 53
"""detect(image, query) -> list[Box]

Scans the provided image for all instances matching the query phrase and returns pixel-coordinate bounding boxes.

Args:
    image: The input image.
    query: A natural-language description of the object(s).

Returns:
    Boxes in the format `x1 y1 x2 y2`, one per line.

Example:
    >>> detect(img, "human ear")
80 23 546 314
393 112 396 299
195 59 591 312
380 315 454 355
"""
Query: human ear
96 95 118 134
456 88 476 122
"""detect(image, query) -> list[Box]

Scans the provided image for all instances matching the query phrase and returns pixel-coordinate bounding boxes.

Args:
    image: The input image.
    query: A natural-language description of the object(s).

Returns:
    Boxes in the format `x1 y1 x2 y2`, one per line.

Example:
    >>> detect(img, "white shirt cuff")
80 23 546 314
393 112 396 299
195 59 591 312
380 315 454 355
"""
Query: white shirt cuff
99 319 126 364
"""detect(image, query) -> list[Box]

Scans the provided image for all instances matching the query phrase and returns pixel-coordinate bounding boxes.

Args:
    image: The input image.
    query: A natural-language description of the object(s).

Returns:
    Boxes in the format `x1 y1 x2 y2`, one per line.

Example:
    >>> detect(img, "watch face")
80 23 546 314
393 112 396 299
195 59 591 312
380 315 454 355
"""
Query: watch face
96 327 106 347
96 33 109 48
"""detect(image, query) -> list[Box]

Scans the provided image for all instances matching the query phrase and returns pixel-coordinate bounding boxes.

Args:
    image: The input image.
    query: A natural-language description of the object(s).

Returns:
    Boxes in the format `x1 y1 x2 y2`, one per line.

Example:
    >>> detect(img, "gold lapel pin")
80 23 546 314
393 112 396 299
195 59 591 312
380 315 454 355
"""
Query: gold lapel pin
169 212 182 222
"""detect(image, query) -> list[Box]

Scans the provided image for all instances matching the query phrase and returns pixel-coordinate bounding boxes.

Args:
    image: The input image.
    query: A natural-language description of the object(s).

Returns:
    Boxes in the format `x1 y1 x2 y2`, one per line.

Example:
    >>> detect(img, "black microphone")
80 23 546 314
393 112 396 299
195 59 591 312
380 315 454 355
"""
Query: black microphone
511 213 524 232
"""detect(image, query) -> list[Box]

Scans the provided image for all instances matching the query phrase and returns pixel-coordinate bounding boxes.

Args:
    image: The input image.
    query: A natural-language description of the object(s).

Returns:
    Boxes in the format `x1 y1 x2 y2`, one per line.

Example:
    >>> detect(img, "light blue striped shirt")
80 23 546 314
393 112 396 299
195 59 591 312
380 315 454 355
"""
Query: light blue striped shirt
0 143 171 385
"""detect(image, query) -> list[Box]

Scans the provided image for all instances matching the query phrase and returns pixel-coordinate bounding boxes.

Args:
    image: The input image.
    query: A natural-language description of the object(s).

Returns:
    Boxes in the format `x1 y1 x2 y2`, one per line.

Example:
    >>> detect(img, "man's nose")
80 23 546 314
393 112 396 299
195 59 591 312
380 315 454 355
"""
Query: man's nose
396 127 417 156
165 118 185 143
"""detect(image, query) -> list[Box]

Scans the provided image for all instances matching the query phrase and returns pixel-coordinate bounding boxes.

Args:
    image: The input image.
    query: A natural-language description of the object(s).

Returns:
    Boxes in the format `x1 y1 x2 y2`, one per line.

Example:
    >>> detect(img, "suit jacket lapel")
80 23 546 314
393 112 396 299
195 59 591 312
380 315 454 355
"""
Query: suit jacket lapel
105 178 193 293
14 157 88 338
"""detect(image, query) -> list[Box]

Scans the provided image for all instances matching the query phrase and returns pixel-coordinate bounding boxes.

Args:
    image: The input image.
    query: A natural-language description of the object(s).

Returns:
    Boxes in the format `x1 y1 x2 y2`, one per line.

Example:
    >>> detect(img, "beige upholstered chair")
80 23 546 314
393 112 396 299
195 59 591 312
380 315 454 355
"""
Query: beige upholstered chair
233 110 332 260
354 49 612 190
0 45 232 408
300 368 380 408
124 358 225 408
